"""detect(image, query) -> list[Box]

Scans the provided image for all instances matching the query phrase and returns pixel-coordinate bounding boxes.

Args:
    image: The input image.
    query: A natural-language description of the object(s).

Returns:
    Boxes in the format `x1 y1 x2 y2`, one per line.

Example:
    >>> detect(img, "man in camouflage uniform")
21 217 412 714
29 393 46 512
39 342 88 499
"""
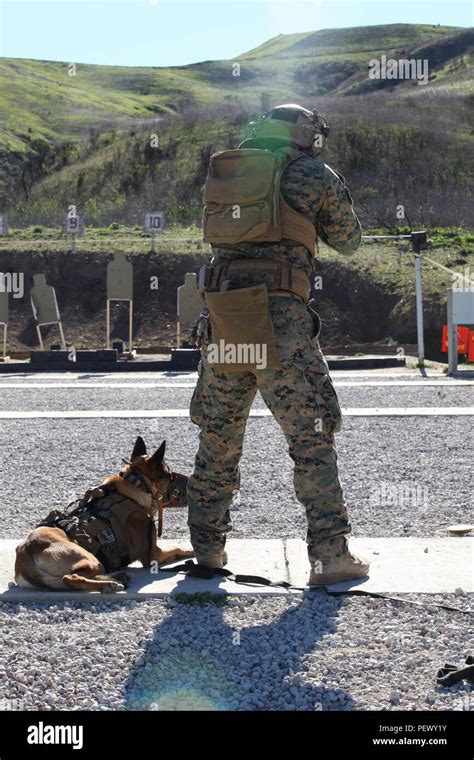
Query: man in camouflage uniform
187 104 369 584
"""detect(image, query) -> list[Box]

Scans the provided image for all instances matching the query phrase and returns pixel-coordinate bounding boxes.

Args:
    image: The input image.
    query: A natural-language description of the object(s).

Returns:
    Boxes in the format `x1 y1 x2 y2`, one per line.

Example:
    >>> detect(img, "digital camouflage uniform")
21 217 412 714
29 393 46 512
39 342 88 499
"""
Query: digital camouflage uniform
187 146 362 567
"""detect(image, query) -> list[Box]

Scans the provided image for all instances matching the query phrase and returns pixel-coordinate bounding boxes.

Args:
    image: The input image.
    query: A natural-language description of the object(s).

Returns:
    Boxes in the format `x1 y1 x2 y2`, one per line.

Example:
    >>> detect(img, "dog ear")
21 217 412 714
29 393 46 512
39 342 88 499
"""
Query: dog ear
149 440 166 466
131 436 147 460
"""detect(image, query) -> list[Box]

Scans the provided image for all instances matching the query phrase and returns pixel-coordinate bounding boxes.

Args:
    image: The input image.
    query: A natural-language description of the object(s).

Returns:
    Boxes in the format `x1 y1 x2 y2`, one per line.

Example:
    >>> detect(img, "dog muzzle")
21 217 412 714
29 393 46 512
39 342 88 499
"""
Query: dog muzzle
163 471 188 509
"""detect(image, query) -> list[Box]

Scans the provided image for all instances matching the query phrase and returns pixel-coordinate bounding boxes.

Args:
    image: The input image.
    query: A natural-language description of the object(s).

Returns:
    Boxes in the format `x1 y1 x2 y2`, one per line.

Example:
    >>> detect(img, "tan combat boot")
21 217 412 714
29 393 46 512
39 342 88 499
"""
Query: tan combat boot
309 552 370 586
196 552 228 570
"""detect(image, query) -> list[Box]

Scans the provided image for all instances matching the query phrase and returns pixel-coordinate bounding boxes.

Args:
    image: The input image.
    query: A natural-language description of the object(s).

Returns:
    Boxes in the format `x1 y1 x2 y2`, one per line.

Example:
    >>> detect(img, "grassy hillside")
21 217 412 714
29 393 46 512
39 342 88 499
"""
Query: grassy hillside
1 24 471 149
10 97 472 230
240 24 458 58
0 23 472 228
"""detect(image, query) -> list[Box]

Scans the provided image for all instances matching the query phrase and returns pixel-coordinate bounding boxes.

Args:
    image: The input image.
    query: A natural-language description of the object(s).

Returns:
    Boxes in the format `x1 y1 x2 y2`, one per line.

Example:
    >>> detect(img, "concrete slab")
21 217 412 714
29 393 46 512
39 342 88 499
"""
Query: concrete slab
0 539 288 600
1 538 472 600
286 538 474 594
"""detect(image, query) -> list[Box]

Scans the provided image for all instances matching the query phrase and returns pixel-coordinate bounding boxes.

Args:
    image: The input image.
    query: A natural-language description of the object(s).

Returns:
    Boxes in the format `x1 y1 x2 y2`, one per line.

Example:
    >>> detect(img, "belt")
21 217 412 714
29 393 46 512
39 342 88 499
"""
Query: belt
198 260 311 302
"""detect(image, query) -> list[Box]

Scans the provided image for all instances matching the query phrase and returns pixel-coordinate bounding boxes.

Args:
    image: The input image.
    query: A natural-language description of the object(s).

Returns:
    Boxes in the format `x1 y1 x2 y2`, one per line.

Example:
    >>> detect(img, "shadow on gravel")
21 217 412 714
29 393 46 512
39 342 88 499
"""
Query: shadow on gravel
123 593 353 711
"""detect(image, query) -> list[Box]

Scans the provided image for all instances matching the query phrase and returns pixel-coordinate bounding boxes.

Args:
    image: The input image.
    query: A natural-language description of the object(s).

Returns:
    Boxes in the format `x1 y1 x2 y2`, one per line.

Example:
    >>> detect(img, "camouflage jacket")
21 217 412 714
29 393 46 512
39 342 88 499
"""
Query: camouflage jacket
211 146 362 278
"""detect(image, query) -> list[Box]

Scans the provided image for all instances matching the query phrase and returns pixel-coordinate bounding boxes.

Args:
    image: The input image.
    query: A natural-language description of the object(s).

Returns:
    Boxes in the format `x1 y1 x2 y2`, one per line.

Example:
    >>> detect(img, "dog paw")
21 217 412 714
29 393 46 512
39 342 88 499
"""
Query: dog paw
100 581 125 594
111 571 132 589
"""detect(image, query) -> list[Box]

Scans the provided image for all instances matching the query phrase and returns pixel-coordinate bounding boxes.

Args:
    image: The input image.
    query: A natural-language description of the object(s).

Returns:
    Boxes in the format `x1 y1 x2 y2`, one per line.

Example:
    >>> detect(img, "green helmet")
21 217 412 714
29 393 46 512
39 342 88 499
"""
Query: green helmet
246 103 329 155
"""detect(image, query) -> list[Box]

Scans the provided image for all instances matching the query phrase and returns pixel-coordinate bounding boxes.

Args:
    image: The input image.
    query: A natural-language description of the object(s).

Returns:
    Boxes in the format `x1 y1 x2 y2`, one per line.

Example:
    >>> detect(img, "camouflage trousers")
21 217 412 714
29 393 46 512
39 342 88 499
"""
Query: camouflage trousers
187 294 351 567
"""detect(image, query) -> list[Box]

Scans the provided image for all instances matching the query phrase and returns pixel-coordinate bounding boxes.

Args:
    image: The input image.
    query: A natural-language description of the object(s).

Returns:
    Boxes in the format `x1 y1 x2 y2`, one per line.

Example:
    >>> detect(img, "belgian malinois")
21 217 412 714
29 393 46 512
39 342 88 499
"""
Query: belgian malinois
14 436 193 593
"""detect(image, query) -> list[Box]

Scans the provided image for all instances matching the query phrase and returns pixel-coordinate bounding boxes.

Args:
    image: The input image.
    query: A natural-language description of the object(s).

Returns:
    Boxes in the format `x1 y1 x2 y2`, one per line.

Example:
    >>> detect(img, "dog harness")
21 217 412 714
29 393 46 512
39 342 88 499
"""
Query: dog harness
36 472 152 571
36 469 188 572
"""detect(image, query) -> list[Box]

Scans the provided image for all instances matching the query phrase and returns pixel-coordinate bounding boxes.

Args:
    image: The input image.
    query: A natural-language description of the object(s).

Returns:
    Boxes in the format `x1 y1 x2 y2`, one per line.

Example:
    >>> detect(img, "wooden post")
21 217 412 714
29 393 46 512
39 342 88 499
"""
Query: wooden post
35 324 45 350
58 321 67 350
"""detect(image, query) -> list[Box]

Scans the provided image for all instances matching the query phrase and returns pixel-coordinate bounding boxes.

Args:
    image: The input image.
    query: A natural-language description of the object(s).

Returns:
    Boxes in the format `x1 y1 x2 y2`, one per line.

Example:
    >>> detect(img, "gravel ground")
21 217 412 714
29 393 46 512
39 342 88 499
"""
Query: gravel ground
0 593 472 711
1 373 472 713
0 386 472 411
0 416 471 539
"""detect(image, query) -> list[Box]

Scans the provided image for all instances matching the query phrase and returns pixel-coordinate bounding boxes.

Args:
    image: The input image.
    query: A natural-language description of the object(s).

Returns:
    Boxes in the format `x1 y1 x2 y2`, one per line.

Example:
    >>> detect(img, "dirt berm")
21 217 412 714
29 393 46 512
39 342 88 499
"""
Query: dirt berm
0 249 449 360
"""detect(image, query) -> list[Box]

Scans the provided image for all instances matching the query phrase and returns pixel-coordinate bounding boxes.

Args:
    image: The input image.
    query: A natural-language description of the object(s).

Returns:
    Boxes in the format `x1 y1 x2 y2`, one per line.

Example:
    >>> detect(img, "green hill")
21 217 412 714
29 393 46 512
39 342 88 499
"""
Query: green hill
0 23 472 228
239 24 458 58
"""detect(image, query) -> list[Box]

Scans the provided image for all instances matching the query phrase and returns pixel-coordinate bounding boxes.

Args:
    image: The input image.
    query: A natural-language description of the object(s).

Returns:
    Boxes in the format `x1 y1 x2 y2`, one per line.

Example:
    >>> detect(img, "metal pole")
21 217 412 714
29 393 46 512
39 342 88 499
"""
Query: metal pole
361 234 412 240
106 300 110 349
414 254 425 366
446 289 457 375
58 321 66 350
129 300 133 353
2 324 6 359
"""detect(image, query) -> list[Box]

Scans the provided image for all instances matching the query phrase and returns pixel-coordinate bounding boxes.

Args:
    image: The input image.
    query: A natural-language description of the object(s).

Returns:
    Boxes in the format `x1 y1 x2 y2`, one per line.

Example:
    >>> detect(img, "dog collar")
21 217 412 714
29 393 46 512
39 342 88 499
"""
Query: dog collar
119 468 167 536
118 469 152 495
118 468 188 538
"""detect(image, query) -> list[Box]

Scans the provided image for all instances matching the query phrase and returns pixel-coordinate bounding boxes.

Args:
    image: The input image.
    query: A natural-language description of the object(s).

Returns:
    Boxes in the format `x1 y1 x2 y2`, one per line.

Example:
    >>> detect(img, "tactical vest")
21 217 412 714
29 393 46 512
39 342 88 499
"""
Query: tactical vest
37 485 151 572
202 147 317 254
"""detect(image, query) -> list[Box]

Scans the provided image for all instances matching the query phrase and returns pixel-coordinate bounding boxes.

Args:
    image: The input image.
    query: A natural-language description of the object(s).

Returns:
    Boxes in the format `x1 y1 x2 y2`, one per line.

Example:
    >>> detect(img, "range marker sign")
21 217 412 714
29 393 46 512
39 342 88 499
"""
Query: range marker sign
64 210 85 236
144 212 165 235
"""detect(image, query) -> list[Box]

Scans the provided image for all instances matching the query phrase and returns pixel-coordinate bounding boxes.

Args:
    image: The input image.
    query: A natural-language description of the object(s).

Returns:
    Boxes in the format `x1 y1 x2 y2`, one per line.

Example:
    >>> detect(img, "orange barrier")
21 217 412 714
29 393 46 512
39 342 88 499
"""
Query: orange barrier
468 331 474 363
441 325 470 355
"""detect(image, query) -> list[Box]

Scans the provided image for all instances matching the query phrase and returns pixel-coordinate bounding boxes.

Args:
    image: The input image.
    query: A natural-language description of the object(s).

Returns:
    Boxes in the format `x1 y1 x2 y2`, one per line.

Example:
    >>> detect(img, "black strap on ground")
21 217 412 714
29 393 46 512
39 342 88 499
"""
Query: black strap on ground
436 656 474 686
159 560 473 616
161 560 291 589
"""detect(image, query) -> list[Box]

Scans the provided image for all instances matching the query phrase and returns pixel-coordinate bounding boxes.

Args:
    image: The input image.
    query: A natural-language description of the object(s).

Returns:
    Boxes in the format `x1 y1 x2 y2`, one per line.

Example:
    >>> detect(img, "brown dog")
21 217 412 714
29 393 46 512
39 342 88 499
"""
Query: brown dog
14 436 193 593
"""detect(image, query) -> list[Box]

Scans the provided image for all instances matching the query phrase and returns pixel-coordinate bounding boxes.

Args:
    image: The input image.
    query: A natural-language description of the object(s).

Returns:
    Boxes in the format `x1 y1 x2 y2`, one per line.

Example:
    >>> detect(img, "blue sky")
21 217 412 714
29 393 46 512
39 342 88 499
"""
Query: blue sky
0 0 472 66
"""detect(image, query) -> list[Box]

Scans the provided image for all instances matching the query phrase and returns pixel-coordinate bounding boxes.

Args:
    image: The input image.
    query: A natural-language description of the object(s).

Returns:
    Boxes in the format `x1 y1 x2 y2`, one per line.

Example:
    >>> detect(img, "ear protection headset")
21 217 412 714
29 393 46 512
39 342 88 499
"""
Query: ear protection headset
246 103 329 156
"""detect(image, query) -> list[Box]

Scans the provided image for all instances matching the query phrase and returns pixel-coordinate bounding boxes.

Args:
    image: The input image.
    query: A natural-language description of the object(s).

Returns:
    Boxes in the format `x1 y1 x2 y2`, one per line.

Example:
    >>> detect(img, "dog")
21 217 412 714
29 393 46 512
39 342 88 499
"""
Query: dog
14 436 193 593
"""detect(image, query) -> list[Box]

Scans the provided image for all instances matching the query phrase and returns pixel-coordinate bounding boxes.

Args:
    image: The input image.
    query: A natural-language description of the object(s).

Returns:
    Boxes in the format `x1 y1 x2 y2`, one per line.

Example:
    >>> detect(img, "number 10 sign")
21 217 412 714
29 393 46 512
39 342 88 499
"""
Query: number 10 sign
144 212 165 235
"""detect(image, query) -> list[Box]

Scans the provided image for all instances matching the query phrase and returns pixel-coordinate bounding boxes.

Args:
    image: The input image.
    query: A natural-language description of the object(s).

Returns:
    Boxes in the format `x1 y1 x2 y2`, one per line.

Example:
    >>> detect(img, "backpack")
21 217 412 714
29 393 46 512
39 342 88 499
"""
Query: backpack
202 148 317 253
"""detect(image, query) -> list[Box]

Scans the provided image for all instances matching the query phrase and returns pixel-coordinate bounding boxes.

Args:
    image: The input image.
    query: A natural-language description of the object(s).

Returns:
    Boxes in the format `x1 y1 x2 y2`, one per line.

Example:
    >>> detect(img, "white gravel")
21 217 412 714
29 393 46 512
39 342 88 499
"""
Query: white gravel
1 374 472 712
0 593 472 711
0 386 472 411
0 415 471 539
